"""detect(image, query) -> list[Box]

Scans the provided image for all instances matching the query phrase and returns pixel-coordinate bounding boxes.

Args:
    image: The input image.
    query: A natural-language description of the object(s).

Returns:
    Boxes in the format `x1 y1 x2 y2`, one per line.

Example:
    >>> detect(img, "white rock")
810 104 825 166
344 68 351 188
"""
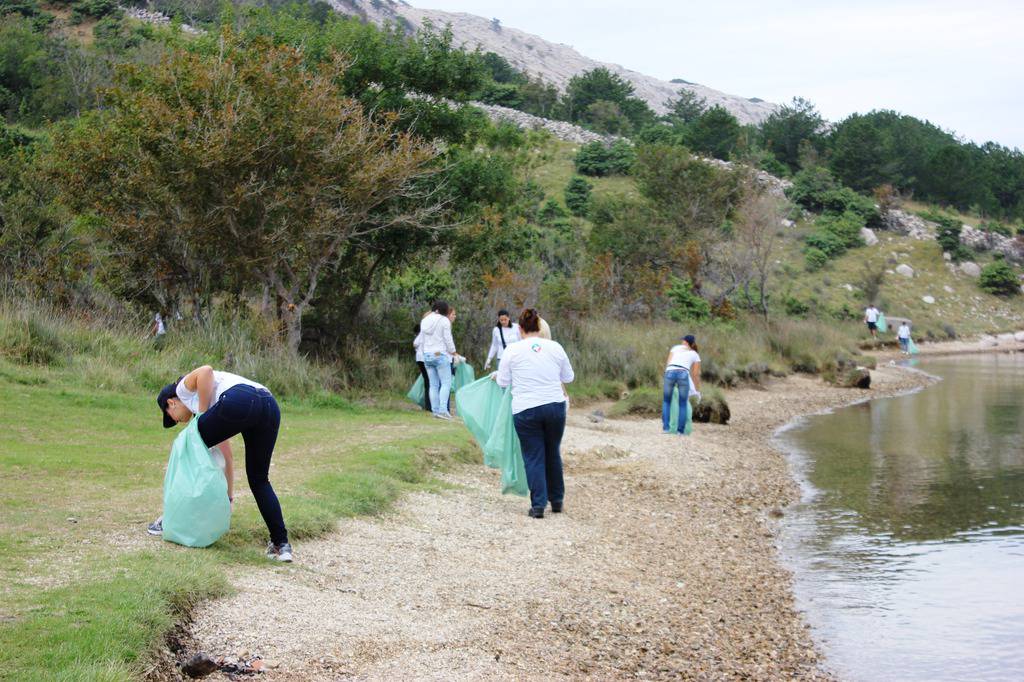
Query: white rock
943 285 955 293
997 333 1016 342
1014 331 1024 342
842 283 855 292
860 227 878 246
780 219 794 228
943 252 952 261
922 295 936 304
980 335 999 347
960 262 982 278
895 264 915 278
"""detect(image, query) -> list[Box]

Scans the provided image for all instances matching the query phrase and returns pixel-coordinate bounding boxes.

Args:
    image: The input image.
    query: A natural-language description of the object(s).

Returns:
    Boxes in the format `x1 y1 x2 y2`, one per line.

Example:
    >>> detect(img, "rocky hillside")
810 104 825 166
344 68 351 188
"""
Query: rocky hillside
330 0 779 124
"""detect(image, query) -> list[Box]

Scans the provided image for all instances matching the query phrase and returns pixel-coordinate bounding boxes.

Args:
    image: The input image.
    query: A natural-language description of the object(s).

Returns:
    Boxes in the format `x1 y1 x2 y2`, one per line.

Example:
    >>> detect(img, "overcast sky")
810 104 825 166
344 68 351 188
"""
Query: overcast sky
417 0 1024 149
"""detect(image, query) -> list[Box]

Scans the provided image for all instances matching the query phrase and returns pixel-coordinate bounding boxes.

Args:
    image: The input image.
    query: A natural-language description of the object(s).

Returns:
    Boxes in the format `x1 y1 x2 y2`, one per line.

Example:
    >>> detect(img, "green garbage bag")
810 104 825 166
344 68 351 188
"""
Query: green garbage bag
455 376 528 496
667 387 694 435
907 337 919 355
453 362 476 393
876 312 888 333
406 375 425 406
162 416 231 548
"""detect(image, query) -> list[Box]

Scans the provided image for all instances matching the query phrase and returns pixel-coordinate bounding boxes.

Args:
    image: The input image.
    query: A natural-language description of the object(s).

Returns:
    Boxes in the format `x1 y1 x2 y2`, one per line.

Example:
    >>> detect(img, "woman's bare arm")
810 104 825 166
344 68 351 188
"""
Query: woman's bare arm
182 365 215 411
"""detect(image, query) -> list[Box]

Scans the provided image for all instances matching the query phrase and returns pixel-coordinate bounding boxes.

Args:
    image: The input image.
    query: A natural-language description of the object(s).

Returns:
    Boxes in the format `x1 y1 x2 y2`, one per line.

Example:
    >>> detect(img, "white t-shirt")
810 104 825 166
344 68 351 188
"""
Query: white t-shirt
496 337 575 414
897 324 911 339
865 307 879 323
486 323 521 365
154 313 166 335
413 331 425 362
175 370 268 414
666 346 701 371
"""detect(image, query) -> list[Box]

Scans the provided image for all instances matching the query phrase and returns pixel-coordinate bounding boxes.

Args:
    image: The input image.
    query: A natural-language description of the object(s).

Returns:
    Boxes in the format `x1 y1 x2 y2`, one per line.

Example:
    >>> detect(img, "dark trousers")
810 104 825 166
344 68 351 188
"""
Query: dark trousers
513 401 567 511
198 385 288 545
416 360 432 411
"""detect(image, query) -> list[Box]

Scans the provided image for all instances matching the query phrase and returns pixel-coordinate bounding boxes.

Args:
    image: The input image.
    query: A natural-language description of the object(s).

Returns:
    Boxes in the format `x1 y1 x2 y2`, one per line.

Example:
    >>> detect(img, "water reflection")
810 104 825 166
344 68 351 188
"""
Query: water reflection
781 354 1024 682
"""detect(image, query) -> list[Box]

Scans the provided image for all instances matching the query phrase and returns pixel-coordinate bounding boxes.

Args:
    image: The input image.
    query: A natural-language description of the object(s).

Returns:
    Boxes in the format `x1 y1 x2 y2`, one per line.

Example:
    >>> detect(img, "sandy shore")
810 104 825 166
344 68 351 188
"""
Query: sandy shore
184 365 932 680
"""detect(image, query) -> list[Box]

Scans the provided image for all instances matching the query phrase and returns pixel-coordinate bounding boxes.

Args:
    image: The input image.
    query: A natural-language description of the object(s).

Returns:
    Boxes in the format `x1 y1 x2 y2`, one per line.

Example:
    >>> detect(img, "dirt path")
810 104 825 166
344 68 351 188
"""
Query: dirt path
188 367 930 680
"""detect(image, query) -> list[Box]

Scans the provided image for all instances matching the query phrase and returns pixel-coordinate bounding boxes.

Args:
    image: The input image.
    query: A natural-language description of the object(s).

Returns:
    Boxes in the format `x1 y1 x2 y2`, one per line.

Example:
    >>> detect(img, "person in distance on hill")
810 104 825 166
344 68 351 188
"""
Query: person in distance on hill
496 308 575 518
156 366 292 562
484 309 521 371
420 300 459 420
864 304 881 338
663 334 702 436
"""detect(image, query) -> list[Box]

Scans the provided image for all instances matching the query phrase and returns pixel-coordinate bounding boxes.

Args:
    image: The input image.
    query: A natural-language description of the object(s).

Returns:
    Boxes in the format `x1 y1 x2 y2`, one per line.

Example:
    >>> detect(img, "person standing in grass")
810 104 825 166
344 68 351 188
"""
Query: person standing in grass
496 308 575 518
897 321 912 354
412 318 431 412
420 300 459 420
156 366 292 562
484 309 521 371
864 304 881 339
663 335 702 436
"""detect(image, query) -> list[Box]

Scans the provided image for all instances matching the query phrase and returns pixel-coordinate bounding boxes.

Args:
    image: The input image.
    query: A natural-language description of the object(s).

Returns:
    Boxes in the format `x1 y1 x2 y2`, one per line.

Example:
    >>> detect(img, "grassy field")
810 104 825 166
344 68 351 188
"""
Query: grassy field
0 357 473 679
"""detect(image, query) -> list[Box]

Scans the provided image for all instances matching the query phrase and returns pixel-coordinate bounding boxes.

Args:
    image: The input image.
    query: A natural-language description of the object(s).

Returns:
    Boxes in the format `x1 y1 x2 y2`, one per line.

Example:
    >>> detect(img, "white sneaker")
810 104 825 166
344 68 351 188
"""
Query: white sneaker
147 516 163 536
433 413 452 421
266 542 293 562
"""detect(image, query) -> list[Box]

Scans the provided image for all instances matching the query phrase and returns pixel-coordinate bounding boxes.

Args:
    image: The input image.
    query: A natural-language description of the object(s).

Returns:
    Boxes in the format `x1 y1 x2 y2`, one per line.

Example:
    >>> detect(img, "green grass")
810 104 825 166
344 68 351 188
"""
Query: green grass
0 321 476 678
529 138 640 210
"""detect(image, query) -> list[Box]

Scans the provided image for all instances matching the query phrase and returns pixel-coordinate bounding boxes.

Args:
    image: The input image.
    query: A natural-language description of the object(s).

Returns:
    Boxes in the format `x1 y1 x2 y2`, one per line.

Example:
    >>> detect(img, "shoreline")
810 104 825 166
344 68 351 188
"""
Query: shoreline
183 365 936 680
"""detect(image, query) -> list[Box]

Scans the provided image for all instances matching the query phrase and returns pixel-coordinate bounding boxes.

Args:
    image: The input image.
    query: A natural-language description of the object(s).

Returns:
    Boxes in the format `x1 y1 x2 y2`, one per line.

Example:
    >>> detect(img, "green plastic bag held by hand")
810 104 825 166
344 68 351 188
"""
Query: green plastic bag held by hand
406 375 425 405
455 376 505 466
668 387 694 435
908 338 919 355
455 376 528 496
876 312 888 333
162 417 231 548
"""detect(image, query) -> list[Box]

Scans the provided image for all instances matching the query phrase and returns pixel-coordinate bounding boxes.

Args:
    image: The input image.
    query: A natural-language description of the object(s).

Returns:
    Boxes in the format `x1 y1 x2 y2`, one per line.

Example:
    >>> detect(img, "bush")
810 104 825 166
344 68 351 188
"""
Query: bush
574 140 636 177
786 167 880 225
783 296 810 317
979 260 1020 296
804 247 828 271
667 277 711 321
71 0 117 19
564 176 592 217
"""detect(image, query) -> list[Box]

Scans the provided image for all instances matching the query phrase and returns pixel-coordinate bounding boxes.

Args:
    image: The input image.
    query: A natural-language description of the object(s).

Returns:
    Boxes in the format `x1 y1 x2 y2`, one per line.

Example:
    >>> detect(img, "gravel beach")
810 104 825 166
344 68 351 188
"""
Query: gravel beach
184 365 932 680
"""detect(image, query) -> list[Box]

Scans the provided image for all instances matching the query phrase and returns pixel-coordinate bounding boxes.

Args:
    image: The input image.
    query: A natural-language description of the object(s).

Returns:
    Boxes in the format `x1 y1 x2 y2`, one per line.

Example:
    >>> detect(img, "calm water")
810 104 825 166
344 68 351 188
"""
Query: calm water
779 354 1024 681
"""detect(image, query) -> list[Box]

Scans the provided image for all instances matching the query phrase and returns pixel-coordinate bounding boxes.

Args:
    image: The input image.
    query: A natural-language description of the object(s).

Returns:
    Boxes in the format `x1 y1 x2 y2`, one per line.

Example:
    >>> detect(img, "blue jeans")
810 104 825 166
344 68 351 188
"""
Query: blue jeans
898 337 909 351
423 352 452 416
662 368 690 434
198 385 288 545
513 401 567 511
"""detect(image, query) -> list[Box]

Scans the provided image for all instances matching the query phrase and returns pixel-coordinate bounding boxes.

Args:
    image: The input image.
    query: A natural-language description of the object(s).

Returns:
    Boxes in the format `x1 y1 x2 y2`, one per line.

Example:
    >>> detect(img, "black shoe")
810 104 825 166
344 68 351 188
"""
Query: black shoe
528 507 544 519
550 501 563 513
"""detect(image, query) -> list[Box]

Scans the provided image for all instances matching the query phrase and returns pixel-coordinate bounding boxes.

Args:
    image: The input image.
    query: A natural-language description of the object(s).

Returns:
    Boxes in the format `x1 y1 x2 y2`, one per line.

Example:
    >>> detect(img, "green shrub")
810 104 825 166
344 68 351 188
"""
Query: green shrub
564 176 592 217
804 247 828 271
71 0 116 19
783 295 810 317
979 260 1020 296
667 277 711 321
786 167 879 225
574 140 635 177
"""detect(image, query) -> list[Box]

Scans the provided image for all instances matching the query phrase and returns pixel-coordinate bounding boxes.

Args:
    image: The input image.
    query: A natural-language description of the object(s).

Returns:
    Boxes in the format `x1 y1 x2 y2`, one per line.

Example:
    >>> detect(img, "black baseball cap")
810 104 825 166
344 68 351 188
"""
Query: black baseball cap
156 379 182 428
682 334 696 346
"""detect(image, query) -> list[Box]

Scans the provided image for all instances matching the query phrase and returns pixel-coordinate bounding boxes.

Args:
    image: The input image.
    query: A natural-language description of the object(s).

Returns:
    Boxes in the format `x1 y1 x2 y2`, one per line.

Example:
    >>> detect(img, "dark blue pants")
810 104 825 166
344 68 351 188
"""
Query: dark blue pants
198 385 288 545
513 401 567 511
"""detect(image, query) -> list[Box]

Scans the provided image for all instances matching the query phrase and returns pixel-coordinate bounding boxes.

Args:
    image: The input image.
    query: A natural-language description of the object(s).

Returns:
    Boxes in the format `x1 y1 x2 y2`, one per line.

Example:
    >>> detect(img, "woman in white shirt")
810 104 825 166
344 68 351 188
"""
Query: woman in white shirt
496 308 575 518
663 335 702 436
412 315 432 412
484 309 521 370
897 321 912 353
419 300 459 420
156 366 292 561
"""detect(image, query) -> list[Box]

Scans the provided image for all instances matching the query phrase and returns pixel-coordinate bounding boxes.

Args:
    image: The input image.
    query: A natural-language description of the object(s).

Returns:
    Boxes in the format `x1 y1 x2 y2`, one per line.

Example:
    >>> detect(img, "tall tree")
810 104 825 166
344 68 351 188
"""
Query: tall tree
758 97 824 173
51 34 445 350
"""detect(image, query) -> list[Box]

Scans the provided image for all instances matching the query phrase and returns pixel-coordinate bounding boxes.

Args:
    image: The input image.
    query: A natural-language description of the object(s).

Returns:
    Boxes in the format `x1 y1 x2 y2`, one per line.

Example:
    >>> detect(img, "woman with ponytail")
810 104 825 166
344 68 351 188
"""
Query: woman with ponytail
662 334 702 435
495 308 575 518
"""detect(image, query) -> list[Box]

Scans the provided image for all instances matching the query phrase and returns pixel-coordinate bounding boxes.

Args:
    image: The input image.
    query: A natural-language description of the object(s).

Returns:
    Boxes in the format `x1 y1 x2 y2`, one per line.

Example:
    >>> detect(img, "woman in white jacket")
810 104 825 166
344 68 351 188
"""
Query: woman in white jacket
484 309 521 370
419 300 459 420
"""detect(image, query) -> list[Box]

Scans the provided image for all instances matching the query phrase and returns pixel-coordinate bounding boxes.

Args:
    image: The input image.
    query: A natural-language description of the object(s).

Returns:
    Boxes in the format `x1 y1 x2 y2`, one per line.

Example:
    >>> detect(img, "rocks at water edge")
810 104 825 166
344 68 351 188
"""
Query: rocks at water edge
837 367 872 389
